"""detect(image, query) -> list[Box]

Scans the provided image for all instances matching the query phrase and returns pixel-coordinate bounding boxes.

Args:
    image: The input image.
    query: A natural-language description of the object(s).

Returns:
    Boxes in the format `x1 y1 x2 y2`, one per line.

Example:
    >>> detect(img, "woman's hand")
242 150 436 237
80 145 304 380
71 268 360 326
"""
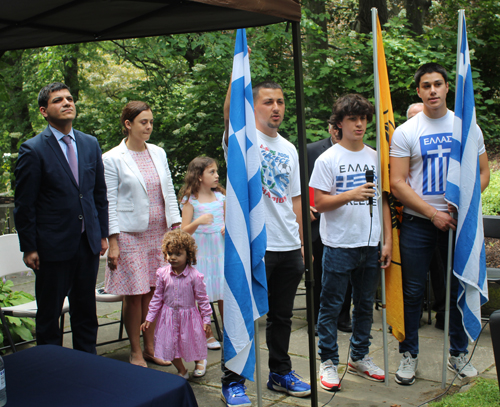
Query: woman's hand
220 225 225 236
107 235 120 270
141 321 150 332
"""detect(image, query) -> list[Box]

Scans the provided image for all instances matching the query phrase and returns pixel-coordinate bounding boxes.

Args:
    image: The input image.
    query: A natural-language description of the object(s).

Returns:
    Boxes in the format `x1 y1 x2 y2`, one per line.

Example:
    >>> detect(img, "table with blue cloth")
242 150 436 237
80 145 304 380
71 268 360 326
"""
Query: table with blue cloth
3 345 198 407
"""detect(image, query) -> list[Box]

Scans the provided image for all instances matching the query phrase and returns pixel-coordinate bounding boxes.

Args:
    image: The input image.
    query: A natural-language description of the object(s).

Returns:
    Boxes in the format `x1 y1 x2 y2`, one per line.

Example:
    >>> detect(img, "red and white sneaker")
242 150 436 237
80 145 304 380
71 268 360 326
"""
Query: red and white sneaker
348 355 385 382
319 359 341 391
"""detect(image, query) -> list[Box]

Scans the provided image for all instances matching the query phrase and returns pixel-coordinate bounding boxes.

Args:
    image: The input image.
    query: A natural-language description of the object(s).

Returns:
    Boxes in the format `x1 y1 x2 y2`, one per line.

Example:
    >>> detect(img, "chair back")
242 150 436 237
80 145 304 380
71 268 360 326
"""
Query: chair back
484 215 500 239
0 234 30 279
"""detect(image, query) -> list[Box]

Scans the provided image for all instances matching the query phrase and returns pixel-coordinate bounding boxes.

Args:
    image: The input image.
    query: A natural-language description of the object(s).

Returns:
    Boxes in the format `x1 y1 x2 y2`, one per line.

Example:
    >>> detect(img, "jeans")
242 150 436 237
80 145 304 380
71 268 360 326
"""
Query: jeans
311 236 352 325
317 245 379 364
399 213 468 356
221 248 304 384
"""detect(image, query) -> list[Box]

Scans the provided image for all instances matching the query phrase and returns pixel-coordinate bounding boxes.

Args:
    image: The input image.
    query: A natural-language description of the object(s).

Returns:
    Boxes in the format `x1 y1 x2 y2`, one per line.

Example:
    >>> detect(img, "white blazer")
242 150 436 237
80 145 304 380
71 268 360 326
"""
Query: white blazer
103 139 182 235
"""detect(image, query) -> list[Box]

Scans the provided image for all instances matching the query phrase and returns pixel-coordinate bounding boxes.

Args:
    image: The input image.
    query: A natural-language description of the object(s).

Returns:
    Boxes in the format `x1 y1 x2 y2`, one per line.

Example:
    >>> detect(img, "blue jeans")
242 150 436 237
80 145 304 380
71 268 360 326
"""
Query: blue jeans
399 213 468 356
317 245 379 364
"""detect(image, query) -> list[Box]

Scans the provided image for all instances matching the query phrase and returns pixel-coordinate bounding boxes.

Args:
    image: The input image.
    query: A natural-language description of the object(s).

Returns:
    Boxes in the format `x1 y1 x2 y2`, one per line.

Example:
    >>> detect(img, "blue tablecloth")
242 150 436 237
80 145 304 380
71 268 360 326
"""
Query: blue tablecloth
3 345 198 407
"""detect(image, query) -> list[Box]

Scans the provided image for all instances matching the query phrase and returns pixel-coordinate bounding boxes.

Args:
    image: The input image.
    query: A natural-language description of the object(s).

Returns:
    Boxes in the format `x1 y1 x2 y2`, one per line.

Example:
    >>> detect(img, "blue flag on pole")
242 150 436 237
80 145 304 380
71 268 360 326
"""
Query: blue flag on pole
224 29 268 380
445 12 488 342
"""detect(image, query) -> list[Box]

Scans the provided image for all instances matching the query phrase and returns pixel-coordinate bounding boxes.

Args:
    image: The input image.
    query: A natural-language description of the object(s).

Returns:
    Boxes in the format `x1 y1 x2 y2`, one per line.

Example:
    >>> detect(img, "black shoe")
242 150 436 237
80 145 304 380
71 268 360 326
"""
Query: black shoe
435 313 445 330
338 321 352 333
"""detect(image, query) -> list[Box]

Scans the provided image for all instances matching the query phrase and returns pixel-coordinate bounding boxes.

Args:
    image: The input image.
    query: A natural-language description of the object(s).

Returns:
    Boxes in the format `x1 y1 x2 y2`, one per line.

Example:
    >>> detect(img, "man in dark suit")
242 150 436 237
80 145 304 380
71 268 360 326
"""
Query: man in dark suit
307 123 352 333
14 82 109 354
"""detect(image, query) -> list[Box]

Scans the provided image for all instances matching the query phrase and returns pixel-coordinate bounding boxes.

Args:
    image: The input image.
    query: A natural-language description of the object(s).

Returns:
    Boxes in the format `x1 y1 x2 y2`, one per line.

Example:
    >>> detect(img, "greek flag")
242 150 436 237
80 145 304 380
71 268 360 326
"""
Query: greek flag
224 29 268 380
445 12 488 342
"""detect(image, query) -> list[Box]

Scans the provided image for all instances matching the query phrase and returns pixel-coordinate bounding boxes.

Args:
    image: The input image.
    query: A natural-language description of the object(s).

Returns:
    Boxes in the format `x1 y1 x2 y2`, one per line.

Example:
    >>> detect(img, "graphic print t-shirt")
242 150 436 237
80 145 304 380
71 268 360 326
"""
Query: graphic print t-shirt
390 110 485 217
223 130 301 251
309 144 380 248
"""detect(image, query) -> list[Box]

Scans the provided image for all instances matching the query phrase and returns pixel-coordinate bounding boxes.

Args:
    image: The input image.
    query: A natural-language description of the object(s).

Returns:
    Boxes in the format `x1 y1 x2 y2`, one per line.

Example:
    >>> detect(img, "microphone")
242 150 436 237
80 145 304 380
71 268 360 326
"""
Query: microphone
365 170 374 217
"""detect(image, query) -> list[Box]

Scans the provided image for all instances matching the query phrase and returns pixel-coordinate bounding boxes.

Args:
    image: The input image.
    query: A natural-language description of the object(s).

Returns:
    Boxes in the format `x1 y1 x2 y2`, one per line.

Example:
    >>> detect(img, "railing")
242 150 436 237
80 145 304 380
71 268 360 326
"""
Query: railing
0 197 14 236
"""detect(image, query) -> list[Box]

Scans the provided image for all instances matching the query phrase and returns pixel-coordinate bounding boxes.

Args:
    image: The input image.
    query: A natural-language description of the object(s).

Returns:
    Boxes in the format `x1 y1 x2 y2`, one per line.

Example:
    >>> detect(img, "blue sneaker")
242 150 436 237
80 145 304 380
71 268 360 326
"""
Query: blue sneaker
267 371 311 397
221 382 251 406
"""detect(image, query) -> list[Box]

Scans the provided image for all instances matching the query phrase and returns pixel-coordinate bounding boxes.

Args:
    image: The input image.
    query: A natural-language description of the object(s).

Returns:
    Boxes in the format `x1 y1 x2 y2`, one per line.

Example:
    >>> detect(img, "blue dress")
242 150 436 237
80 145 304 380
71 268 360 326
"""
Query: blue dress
187 191 225 302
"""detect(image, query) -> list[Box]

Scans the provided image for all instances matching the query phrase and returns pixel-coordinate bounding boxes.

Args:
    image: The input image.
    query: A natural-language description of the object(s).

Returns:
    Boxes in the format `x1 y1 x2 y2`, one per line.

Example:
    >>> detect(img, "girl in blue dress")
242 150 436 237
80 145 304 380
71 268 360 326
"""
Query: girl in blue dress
179 156 226 350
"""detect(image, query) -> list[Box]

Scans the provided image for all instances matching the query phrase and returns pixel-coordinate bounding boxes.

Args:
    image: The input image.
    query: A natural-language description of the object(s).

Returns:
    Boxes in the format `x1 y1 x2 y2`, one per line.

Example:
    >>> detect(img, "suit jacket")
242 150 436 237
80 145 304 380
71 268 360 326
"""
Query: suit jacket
102 139 181 235
307 137 333 242
14 126 109 262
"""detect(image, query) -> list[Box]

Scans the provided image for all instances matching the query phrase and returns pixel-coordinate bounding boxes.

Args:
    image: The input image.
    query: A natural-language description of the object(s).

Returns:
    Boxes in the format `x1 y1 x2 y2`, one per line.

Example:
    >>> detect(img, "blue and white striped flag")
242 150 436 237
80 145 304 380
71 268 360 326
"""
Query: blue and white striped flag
445 12 488 342
224 29 268 380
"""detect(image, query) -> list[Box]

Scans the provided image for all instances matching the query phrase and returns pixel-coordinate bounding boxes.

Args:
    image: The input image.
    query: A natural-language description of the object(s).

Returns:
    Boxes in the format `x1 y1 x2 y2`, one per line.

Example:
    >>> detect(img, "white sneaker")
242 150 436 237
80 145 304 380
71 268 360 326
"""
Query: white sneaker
395 352 418 385
319 359 340 391
348 355 385 382
448 353 478 378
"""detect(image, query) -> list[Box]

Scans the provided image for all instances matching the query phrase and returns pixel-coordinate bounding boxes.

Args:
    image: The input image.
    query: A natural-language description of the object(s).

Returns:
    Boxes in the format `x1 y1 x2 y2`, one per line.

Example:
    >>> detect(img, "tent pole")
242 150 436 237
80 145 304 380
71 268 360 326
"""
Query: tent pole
291 20 318 407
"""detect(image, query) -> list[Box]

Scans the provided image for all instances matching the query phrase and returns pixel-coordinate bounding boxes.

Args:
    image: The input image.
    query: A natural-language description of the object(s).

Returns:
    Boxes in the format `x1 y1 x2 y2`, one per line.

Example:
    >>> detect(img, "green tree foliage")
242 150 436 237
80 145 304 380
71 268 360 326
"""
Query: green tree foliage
302 0 500 150
482 168 500 215
0 280 36 347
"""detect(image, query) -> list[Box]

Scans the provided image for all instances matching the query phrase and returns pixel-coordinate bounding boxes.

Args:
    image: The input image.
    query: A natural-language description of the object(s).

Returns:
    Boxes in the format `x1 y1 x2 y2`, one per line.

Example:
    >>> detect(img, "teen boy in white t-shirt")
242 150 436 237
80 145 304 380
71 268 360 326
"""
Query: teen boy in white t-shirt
390 63 490 385
310 94 392 392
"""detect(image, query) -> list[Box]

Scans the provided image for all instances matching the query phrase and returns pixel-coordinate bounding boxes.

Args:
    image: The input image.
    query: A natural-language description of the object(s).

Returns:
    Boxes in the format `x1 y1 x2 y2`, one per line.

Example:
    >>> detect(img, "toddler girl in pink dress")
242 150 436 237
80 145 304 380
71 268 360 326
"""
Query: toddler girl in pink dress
141 229 212 378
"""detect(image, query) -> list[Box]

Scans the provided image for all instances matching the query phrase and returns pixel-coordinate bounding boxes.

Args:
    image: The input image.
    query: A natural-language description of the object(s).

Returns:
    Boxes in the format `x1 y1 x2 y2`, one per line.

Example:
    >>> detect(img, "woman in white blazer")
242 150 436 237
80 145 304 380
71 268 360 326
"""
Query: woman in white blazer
103 101 181 367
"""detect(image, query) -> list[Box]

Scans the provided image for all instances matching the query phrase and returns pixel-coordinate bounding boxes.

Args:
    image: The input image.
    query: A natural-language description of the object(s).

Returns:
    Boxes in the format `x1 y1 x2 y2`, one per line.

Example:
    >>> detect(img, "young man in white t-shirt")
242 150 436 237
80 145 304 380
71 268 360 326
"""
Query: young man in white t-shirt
390 63 490 385
310 94 392 392
221 80 310 406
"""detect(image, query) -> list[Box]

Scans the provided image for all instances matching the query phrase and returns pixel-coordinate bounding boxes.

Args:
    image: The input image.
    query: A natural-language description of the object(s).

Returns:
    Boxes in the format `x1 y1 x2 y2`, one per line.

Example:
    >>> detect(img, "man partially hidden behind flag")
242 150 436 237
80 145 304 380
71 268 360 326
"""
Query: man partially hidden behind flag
390 60 489 386
374 16 405 343
445 12 489 343
220 29 311 406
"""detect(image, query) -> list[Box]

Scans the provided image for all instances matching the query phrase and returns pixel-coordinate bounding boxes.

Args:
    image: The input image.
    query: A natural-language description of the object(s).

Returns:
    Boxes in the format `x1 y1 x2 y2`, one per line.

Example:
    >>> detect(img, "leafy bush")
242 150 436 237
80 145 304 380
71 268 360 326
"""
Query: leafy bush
0 280 35 347
482 168 500 215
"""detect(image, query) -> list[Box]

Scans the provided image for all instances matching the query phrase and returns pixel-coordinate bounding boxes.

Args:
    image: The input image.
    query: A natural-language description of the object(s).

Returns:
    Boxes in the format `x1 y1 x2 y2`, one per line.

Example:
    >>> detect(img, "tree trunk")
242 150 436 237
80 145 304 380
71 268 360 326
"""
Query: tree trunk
303 0 328 54
0 50 35 190
405 0 432 36
356 0 388 34
1 51 35 146
62 44 80 102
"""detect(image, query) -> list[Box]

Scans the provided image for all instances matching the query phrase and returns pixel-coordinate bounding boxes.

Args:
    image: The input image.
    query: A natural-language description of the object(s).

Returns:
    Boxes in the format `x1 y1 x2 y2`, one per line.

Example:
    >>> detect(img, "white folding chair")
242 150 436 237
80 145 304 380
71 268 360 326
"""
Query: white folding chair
95 252 126 346
95 282 126 346
0 234 69 352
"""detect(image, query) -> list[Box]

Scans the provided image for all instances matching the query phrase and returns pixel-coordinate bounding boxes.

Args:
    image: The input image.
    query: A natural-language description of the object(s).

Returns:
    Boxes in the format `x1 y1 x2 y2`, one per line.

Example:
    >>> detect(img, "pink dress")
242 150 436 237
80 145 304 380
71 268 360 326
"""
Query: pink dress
145 264 212 362
105 149 167 295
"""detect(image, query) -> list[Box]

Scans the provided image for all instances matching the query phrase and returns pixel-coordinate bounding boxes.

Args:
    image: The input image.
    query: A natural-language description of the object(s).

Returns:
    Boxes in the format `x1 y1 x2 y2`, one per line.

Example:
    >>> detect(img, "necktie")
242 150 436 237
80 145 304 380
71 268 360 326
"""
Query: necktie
62 135 78 185
62 135 84 232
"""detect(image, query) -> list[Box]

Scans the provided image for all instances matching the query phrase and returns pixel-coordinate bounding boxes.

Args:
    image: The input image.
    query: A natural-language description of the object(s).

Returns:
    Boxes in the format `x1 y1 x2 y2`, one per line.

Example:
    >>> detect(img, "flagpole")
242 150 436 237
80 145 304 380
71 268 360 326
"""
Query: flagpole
254 320 262 407
441 9 464 389
443 228 453 389
371 7 389 387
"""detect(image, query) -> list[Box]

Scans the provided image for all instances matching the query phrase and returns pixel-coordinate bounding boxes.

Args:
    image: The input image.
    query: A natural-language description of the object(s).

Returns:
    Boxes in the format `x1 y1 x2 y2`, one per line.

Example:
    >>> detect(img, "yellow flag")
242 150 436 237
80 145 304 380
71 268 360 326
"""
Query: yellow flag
375 16 405 342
